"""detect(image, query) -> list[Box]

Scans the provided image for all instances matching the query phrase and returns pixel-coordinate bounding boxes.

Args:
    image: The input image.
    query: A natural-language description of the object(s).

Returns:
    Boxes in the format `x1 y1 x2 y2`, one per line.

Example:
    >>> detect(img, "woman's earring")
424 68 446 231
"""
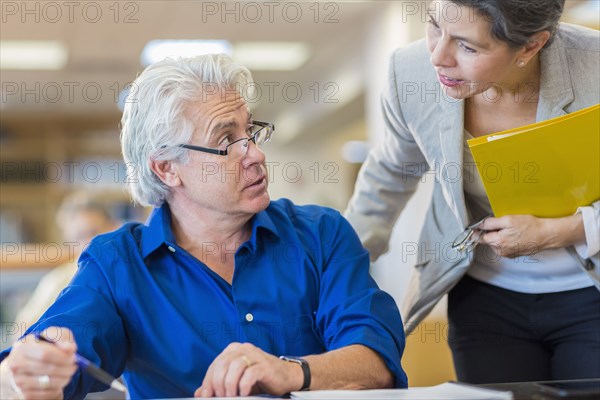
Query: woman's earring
518 60 526 68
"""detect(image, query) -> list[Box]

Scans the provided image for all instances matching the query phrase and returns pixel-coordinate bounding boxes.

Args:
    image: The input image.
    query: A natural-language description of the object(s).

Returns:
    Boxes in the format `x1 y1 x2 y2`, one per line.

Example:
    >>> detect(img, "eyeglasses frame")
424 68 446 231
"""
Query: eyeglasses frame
451 215 490 252
179 120 274 157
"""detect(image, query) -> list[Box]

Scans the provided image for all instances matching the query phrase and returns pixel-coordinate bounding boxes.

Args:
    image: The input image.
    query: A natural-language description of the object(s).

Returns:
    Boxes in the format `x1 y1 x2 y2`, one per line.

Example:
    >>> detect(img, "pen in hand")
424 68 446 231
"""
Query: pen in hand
35 333 127 393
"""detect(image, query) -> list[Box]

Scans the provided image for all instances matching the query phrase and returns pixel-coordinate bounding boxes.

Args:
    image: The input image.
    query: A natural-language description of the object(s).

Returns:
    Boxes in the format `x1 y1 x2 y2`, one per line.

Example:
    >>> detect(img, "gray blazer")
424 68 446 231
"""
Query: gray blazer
345 23 600 333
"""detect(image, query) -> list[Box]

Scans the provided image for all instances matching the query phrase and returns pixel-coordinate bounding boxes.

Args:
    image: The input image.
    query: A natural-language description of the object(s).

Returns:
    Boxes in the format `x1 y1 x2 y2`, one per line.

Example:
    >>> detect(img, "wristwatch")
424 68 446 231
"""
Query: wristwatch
279 356 311 391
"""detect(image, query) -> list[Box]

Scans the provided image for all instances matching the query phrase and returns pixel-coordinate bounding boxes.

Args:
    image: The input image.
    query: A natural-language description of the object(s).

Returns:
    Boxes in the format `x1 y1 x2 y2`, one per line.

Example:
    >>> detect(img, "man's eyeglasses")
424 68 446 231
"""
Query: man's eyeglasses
180 120 274 160
451 216 490 253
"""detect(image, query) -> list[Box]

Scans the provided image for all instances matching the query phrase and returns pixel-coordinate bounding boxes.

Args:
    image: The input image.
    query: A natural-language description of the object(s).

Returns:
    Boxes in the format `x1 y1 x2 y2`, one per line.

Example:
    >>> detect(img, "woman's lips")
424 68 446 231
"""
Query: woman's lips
438 74 464 87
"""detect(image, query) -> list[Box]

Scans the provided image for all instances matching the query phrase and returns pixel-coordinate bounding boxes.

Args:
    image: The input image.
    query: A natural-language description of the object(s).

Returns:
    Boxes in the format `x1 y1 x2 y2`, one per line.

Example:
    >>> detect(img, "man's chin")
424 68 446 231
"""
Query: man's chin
247 191 270 214
257 192 271 211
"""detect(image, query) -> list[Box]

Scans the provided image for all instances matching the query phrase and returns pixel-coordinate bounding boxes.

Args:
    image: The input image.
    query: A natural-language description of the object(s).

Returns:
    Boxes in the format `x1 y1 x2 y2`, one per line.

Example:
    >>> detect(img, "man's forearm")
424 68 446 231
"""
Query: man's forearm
303 344 394 390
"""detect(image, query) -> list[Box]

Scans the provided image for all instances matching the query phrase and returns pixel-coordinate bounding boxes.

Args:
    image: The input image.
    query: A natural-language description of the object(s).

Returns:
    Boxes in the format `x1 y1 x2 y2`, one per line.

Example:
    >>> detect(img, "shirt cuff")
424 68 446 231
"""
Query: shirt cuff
574 206 600 259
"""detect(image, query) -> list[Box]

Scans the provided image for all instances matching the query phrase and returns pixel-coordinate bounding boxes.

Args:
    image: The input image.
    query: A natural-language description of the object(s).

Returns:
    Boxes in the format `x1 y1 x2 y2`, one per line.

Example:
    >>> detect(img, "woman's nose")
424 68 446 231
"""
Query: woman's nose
430 37 455 68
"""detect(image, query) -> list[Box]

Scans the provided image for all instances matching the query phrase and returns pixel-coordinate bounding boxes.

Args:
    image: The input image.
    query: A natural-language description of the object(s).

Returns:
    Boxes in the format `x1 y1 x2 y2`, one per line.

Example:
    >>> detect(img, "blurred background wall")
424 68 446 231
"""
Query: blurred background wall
1 0 598 386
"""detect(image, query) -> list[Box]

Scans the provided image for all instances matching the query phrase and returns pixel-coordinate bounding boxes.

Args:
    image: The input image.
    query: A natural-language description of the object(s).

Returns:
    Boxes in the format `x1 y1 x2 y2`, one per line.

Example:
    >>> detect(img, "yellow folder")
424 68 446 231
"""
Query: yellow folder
467 103 599 218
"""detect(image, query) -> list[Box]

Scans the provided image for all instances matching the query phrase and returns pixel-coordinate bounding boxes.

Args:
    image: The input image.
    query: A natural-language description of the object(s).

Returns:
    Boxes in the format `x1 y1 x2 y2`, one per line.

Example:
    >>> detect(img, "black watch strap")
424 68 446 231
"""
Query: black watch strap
279 356 311 391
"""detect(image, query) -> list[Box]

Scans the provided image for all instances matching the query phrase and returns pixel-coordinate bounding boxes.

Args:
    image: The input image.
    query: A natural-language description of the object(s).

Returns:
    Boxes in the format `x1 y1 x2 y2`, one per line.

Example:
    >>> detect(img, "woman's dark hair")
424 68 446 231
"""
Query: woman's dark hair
452 0 565 49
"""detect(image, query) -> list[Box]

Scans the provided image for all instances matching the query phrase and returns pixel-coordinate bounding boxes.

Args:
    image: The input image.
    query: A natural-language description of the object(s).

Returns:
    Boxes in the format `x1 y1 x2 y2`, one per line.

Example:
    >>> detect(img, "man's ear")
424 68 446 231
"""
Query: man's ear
150 159 181 188
516 30 551 67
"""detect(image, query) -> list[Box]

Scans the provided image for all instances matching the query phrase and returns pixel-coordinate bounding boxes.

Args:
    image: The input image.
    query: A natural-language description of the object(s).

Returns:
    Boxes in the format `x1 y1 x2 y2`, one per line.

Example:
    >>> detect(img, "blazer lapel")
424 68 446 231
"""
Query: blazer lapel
537 31 574 121
437 97 468 227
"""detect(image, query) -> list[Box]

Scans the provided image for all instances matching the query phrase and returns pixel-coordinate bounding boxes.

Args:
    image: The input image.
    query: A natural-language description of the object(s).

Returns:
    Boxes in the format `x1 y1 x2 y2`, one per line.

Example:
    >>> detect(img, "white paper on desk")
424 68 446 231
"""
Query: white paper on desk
291 382 513 400
157 397 269 400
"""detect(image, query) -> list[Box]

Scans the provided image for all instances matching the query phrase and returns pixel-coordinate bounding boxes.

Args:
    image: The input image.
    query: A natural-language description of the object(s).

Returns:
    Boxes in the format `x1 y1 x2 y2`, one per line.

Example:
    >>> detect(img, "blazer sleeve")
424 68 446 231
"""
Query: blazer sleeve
344 49 429 260
575 200 600 259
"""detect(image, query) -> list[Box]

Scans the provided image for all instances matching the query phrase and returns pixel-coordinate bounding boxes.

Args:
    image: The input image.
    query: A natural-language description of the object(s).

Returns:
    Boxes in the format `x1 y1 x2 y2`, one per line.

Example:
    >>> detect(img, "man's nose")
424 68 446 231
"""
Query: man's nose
242 140 265 166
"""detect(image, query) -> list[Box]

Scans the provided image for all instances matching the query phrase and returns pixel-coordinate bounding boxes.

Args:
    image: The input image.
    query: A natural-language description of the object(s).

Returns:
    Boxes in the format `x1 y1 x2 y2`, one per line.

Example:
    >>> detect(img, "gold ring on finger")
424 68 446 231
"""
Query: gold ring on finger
241 355 252 367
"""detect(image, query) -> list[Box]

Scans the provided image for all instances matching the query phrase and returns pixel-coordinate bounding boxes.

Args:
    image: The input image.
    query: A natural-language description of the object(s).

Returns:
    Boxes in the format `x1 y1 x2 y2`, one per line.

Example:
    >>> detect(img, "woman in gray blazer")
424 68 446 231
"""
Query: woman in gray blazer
345 0 599 383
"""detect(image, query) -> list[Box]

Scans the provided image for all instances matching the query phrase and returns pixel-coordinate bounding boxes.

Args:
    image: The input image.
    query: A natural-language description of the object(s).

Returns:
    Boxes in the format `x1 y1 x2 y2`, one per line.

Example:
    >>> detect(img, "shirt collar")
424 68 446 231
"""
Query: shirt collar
140 203 177 258
246 206 281 252
140 202 280 258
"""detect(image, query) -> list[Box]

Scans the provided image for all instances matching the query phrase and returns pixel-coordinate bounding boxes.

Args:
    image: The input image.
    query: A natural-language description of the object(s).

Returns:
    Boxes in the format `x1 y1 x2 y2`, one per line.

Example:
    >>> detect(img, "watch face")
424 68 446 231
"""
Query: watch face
280 356 303 364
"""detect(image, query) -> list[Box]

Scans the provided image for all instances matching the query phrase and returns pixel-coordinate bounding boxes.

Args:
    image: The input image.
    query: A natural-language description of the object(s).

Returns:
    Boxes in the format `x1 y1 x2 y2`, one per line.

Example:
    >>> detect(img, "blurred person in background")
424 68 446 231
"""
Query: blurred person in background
15 193 118 333
345 0 599 384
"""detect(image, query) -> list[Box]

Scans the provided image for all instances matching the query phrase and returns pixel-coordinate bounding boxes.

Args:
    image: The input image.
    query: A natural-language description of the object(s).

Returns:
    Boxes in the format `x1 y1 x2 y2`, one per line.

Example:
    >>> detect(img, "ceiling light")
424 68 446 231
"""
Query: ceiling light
233 42 310 71
140 40 232 66
0 41 68 70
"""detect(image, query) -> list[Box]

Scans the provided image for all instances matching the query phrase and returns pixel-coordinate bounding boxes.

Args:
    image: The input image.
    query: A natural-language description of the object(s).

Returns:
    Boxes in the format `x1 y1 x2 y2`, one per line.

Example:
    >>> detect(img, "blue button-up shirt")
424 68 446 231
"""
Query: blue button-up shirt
2 199 407 399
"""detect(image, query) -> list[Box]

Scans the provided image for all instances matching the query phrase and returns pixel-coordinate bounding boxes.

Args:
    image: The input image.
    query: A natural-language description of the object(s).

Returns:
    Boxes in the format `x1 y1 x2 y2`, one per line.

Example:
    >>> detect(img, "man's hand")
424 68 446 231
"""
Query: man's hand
1 327 78 400
194 342 303 398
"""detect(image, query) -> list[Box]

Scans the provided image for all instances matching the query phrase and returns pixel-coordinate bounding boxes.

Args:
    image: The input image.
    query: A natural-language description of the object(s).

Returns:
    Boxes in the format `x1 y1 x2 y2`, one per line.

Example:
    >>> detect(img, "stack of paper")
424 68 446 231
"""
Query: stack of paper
291 382 513 399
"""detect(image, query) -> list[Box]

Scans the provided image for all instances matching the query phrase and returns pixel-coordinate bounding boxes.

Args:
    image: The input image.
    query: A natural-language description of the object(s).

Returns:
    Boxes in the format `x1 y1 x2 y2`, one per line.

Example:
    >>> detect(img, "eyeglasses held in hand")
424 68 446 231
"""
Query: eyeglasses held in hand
451 216 490 253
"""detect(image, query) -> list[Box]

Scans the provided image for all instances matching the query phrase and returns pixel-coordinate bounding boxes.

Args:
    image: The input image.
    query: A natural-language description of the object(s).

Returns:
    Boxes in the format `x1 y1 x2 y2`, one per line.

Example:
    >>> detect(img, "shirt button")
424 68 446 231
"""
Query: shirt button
167 246 176 253
245 313 254 322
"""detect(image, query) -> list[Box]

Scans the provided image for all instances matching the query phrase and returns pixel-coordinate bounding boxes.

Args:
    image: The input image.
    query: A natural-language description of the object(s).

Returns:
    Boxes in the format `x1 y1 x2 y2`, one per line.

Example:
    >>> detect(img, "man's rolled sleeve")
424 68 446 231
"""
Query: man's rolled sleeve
316 212 408 388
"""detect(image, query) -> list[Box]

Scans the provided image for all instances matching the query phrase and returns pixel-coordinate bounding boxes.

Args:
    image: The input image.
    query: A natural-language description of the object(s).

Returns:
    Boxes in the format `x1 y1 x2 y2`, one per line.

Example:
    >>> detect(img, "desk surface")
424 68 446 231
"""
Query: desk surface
481 378 600 400
84 379 600 400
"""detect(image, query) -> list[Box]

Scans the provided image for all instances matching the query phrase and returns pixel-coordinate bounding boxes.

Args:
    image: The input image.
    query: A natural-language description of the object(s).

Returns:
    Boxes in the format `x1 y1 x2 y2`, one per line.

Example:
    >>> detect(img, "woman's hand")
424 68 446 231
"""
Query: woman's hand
477 214 585 258
1 327 78 400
